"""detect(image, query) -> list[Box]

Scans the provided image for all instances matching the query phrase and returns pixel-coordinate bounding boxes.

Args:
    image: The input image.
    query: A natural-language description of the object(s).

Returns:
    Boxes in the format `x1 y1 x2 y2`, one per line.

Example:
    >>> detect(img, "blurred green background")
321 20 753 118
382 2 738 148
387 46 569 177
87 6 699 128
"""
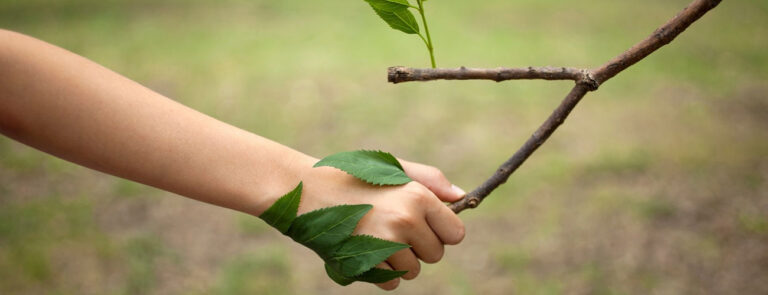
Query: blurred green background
1 0 766 294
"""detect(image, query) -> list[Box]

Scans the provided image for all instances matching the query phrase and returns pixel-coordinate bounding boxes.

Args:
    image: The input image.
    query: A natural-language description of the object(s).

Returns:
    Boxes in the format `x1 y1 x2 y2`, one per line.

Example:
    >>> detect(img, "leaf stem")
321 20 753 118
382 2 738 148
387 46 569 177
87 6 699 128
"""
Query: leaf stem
416 0 436 68
417 33 430 54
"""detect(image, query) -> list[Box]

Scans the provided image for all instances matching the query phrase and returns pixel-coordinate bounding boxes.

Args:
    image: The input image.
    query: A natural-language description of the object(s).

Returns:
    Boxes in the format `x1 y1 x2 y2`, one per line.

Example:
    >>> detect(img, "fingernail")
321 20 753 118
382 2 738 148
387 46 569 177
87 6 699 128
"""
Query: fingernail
451 184 466 196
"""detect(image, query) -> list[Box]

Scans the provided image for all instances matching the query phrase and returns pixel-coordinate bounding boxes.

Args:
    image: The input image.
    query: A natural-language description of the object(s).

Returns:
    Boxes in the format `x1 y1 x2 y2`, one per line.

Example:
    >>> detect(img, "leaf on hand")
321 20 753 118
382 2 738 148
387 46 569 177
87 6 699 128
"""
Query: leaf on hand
314 150 412 186
324 263 356 286
288 204 373 257
325 264 407 286
327 235 410 277
258 182 302 234
364 1 420 35
355 267 409 283
259 150 414 285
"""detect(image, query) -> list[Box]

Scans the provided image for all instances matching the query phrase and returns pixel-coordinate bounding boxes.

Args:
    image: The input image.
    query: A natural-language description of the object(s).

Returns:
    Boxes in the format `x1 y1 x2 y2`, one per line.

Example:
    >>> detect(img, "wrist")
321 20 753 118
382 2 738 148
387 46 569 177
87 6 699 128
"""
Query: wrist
246 146 317 216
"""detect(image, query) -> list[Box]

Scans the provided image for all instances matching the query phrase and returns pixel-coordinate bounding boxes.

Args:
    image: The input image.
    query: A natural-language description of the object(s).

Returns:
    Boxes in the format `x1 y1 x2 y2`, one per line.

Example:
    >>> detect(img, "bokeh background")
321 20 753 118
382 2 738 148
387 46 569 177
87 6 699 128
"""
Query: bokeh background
1 0 766 294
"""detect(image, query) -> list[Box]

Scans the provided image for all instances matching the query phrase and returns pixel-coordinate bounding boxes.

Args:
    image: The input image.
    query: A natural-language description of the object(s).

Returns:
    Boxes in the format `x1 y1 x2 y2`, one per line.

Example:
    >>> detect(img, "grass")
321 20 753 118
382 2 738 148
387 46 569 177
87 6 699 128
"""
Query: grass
213 248 293 295
1 0 767 294
123 234 168 295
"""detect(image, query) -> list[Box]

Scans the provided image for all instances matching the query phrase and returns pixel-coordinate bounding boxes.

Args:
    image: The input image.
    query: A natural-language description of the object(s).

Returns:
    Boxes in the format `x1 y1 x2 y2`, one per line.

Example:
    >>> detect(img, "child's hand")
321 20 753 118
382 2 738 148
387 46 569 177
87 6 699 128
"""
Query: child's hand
273 157 466 290
0 30 464 291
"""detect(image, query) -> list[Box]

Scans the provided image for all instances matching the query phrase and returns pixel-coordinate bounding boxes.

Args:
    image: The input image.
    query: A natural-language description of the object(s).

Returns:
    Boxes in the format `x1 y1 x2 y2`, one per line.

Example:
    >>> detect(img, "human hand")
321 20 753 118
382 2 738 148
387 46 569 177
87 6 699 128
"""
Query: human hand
283 156 466 290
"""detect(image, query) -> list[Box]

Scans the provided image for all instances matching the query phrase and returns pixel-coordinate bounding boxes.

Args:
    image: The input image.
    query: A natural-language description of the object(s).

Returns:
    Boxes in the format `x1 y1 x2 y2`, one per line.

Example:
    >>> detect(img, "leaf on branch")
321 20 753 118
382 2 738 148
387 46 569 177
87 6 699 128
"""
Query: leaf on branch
365 0 412 11
314 150 413 185
258 182 302 234
364 0 420 35
327 234 410 277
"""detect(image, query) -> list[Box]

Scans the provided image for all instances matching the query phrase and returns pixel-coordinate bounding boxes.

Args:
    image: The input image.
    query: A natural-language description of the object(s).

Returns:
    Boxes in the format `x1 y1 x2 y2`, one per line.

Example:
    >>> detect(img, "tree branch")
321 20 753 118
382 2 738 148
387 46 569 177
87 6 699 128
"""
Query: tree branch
590 0 722 86
446 83 590 213
402 0 722 214
388 66 598 89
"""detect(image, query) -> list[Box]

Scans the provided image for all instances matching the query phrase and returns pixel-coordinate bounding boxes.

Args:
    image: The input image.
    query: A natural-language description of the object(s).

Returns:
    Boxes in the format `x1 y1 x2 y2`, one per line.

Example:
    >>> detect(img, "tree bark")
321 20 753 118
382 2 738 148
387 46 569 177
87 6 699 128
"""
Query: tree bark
398 0 724 213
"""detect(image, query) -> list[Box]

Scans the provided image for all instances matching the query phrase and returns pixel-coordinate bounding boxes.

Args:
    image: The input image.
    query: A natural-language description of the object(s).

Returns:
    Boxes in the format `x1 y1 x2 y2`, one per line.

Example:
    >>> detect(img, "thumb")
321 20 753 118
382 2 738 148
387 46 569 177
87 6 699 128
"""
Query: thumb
399 159 466 202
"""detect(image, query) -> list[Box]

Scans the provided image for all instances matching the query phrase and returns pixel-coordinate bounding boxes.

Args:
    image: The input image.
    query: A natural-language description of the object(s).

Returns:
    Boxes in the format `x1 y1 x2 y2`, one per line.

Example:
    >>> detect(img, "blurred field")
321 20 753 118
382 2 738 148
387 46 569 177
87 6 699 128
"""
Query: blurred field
1 0 767 294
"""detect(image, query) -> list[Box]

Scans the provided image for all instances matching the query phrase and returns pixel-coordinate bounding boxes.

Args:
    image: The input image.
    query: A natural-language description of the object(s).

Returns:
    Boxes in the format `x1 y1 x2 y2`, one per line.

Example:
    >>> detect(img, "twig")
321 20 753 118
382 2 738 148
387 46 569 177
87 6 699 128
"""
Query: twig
388 66 597 88
402 0 721 214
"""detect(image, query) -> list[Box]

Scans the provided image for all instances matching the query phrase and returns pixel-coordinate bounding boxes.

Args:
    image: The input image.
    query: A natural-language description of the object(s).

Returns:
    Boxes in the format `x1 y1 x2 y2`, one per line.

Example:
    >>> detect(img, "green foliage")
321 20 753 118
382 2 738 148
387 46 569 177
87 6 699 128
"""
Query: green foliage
326 264 408 285
366 0 413 13
259 181 409 286
353 267 408 283
259 182 302 233
366 0 419 34
363 0 437 67
287 204 373 255
313 150 412 186
326 234 408 277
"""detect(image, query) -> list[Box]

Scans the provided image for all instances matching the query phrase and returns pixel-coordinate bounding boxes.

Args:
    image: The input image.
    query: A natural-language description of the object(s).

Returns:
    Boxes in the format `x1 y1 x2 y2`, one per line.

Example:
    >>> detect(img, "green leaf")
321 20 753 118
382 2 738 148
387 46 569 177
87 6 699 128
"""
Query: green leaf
325 264 407 286
365 0 412 11
314 150 412 186
258 182 302 234
325 263 356 286
366 4 420 35
257 161 412 285
327 235 409 277
355 267 409 283
288 204 373 257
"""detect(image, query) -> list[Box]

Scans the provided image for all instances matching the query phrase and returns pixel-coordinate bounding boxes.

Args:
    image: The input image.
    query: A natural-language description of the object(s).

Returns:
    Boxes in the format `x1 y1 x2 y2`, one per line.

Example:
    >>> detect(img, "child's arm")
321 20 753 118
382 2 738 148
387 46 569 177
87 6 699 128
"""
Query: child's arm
0 29 464 290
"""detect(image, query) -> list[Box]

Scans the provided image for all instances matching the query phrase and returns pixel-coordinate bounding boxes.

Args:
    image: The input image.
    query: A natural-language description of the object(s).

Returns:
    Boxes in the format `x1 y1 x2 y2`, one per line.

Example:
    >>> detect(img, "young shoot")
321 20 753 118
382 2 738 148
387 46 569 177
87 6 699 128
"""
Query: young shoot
364 0 437 68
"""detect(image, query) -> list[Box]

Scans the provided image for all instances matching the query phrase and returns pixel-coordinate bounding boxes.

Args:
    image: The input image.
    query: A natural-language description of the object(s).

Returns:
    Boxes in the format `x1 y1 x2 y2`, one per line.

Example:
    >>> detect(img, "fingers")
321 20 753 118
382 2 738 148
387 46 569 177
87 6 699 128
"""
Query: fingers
374 262 400 290
387 248 421 280
400 181 465 247
400 160 466 202
359 174 466 290
424 196 466 245
408 222 445 264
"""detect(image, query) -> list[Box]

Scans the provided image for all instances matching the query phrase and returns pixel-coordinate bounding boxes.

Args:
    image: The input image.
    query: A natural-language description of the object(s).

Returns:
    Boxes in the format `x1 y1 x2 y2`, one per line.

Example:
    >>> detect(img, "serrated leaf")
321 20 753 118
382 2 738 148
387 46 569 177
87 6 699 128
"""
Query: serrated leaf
325 264 407 286
365 0 411 11
327 235 409 277
257 172 410 285
325 263 356 286
367 5 419 35
355 267 408 283
287 204 372 257
259 182 302 234
314 150 412 186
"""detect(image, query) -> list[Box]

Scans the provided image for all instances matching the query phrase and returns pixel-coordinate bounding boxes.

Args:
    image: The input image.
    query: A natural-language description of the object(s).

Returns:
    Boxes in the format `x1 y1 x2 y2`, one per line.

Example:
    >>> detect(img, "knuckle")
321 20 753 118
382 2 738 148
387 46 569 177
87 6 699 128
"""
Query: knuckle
424 165 443 177
390 211 418 228
404 181 429 194
428 166 446 180
422 246 444 264
400 183 430 205
420 167 449 188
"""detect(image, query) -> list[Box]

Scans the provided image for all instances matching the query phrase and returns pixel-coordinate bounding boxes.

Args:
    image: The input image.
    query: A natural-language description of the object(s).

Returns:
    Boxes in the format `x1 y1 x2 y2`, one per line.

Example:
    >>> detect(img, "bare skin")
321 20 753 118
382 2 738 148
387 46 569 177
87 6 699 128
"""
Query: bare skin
0 29 465 290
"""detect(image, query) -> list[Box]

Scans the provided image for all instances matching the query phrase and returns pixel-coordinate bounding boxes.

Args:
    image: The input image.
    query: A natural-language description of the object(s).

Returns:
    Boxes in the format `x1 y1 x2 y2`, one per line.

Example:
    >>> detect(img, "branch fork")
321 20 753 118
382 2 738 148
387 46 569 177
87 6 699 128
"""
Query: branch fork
386 0 723 213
